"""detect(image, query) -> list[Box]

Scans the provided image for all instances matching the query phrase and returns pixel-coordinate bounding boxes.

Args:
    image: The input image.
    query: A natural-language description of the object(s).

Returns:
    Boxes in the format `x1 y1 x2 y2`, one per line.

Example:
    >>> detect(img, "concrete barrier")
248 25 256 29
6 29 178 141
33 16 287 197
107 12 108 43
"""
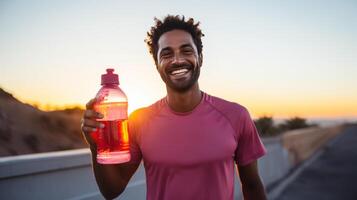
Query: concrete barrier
0 149 148 200
259 137 291 186
282 125 345 165
1 125 342 200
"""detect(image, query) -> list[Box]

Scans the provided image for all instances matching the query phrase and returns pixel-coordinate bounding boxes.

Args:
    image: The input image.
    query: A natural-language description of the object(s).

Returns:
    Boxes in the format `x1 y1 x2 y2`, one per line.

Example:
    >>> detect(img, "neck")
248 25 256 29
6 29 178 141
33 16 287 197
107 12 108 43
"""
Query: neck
166 83 202 113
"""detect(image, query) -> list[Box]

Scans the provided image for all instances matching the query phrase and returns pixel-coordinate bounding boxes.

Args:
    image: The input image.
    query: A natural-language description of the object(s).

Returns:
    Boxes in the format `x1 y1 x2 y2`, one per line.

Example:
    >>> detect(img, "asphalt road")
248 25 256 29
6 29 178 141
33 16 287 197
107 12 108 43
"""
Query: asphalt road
275 124 357 200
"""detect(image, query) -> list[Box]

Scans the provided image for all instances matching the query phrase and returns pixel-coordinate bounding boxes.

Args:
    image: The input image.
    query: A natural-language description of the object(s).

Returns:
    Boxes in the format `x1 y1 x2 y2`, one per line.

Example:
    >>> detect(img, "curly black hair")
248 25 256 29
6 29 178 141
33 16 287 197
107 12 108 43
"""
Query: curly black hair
145 15 204 65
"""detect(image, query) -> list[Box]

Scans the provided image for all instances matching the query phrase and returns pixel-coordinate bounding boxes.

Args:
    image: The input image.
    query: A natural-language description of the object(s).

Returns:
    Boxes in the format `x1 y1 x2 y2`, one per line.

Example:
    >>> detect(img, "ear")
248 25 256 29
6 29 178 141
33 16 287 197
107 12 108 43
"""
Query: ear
199 53 203 67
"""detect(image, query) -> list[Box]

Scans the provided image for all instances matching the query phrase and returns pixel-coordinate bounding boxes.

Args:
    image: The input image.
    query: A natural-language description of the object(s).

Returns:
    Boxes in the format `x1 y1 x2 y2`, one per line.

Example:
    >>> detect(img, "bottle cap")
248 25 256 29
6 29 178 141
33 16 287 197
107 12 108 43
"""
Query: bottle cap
101 68 119 85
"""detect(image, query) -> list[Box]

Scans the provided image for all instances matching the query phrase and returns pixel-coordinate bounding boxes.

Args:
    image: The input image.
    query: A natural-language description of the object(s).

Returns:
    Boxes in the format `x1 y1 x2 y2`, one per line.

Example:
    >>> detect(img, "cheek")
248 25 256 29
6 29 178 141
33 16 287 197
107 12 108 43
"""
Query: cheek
190 56 200 67
159 59 171 69
157 62 167 73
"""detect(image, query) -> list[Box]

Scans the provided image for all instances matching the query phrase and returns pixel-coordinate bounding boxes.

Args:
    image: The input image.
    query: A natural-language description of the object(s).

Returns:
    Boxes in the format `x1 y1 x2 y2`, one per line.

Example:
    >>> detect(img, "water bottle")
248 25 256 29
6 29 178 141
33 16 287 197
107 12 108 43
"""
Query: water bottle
92 68 130 164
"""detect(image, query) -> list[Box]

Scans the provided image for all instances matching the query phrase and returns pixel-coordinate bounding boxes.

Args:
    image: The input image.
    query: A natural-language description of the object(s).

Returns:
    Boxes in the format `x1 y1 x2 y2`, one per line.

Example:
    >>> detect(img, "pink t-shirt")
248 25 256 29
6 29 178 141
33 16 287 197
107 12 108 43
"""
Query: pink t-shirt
128 92 266 200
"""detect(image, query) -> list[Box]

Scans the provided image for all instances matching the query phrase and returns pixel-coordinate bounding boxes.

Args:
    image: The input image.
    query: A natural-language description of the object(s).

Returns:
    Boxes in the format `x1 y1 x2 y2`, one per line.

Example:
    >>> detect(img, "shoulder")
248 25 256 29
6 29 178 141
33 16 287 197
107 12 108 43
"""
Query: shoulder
129 107 148 122
129 97 164 123
204 93 249 118
204 93 254 133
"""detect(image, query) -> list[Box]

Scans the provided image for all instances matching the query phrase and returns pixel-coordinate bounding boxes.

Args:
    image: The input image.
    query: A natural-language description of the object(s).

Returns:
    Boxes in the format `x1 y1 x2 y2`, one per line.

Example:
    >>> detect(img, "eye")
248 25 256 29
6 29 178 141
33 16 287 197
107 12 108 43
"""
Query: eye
160 50 172 59
182 47 194 54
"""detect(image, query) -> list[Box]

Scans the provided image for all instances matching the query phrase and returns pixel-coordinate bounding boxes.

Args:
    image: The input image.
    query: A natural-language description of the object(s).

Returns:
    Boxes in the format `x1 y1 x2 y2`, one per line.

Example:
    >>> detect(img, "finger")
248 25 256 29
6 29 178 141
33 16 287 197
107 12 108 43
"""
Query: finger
81 125 97 134
86 98 97 109
83 119 105 129
84 110 103 119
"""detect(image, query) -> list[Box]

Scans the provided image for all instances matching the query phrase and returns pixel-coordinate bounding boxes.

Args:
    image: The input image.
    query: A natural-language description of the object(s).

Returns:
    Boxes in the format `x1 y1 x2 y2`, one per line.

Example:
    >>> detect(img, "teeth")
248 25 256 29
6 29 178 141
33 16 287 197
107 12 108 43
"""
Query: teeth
171 69 188 75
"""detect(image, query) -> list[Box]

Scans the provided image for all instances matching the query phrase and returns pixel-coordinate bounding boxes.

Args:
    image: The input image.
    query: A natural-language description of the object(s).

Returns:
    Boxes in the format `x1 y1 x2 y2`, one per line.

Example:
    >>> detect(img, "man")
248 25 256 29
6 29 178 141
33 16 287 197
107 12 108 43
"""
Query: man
81 15 267 200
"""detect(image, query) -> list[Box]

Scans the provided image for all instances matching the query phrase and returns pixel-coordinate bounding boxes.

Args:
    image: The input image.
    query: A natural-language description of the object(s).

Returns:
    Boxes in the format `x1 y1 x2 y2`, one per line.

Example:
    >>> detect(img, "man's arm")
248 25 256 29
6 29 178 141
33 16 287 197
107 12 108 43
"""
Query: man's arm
90 147 140 199
237 160 267 200
81 98 140 199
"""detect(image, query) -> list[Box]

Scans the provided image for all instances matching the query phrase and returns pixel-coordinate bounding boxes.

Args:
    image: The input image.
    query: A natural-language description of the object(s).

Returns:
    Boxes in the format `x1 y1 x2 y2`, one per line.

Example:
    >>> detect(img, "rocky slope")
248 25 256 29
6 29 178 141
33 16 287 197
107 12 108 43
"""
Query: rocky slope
0 88 87 156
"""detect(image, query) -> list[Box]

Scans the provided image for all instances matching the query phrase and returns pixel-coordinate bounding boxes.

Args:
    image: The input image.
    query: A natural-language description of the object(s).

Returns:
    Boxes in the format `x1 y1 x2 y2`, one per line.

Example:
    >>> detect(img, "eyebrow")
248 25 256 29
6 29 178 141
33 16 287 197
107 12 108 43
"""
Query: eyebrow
160 47 172 53
160 43 194 53
180 44 194 49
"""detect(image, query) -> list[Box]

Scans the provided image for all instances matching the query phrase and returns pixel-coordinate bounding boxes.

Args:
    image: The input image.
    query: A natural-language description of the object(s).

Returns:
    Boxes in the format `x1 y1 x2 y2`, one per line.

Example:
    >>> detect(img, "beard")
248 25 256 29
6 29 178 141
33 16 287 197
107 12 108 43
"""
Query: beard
159 62 201 93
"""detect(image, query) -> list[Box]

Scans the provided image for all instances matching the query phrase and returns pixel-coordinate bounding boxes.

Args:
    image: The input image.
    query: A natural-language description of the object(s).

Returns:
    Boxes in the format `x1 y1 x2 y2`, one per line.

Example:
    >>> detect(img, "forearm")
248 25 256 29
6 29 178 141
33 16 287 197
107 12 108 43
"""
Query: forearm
241 181 267 200
237 160 267 200
90 148 126 199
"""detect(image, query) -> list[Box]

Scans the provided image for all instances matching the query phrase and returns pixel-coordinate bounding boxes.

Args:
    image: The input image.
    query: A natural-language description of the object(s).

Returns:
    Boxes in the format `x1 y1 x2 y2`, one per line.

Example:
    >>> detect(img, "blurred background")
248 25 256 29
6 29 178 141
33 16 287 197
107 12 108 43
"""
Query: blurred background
1 1 357 199
1 0 356 156
0 0 357 155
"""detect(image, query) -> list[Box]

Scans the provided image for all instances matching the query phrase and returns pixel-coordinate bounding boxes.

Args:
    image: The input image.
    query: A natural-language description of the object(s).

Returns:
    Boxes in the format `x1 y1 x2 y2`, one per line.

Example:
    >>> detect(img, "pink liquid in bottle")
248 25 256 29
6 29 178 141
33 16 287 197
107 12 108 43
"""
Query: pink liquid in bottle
92 69 130 164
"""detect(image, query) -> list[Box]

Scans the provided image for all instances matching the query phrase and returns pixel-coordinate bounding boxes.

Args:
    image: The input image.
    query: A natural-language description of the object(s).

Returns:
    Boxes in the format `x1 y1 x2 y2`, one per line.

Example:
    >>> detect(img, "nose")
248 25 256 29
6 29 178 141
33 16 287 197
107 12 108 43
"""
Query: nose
172 52 185 64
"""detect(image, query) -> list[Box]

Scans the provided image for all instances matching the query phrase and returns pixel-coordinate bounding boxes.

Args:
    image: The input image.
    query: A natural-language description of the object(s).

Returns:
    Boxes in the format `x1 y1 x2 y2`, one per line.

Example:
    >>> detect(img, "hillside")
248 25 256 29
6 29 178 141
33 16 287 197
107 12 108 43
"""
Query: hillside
0 88 87 156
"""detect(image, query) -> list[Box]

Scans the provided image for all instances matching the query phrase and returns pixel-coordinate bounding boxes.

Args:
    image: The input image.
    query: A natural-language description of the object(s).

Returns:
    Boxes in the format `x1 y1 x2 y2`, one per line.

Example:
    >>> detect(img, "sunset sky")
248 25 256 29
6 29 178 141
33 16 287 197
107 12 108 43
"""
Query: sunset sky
0 0 356 119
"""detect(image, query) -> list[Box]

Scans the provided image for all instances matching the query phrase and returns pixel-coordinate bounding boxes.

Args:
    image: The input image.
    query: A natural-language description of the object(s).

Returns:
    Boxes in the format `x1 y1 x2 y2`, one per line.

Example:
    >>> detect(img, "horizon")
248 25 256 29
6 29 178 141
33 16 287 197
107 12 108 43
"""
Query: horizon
1 0 356 119
2 85 356 126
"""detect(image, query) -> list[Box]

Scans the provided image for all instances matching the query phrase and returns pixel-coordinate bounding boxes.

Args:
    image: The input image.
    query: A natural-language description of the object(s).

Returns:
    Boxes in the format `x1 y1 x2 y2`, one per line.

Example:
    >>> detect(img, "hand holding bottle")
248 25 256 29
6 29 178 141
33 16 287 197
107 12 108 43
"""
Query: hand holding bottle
81 68 130 164
81 98 104 150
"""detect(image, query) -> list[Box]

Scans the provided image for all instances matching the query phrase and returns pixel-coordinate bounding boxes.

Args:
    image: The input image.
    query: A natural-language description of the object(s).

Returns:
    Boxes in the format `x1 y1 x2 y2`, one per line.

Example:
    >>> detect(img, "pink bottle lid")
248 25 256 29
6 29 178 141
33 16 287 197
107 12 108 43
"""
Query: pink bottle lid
101 68 119 85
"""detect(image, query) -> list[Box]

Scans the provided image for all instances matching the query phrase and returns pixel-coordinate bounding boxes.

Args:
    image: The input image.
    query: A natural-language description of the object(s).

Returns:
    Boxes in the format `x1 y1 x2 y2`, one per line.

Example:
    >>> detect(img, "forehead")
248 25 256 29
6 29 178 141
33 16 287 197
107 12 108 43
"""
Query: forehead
157 29 195 50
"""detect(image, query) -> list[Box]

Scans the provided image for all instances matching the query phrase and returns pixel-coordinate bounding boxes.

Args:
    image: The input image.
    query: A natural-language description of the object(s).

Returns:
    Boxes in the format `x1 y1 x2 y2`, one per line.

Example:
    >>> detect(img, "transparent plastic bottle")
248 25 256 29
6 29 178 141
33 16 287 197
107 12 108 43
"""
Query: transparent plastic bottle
92 68 130 164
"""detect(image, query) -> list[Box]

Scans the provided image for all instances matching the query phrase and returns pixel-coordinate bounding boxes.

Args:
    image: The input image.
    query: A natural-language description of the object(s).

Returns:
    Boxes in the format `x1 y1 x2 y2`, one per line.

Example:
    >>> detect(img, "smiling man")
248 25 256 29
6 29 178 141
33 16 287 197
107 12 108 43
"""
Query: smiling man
81 15 267 200
156 29 201 94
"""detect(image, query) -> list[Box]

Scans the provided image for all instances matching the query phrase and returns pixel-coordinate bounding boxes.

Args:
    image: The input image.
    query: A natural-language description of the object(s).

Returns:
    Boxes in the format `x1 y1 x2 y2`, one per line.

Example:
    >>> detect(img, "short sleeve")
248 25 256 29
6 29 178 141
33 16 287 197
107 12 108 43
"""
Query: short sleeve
128 109 143 164
234 107 266 166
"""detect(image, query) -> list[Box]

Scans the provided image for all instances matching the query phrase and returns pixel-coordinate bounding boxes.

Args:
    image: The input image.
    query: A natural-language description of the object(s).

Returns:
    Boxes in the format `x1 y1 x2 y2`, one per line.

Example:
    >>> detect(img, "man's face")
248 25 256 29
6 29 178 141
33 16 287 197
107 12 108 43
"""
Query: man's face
156 29 202 92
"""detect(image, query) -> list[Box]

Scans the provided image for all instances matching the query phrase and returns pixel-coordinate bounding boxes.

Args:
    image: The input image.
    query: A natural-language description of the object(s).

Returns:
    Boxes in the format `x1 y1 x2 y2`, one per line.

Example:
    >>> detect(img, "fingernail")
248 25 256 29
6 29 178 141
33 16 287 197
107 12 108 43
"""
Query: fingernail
92 128 97 132
98 113 104 118
100 123 105 128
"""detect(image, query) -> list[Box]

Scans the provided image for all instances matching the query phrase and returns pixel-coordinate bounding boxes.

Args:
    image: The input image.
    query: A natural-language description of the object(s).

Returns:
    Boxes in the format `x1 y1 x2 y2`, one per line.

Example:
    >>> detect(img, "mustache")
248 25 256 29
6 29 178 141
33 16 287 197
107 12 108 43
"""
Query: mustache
167 63 193 72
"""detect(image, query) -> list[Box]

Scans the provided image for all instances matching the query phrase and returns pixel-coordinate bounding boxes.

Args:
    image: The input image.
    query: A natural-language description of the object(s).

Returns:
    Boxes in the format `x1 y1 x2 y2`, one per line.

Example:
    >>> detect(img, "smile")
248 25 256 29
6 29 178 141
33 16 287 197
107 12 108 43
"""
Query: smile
170 68 189 76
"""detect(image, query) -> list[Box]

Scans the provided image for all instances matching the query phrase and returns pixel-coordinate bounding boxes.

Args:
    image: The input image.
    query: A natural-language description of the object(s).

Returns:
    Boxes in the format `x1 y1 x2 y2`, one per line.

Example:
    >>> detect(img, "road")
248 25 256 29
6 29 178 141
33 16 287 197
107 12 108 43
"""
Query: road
275 124 357 200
